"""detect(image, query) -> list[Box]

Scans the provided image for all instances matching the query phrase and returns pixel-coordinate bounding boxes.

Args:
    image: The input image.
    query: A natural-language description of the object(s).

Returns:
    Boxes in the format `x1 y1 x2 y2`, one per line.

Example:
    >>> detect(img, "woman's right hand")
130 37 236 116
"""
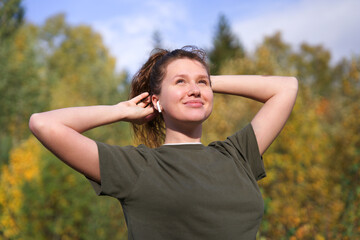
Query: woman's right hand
117 92 156 125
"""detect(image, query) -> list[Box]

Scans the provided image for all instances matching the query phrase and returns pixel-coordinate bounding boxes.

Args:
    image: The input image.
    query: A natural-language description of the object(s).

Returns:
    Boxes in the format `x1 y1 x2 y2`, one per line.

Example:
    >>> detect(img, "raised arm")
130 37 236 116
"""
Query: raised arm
211 75 298 155
29 92 155 183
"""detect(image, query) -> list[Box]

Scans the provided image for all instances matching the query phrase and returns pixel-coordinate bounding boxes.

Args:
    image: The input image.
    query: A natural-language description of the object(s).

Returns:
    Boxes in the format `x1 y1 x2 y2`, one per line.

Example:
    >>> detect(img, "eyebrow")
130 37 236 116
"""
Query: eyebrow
173 74 209 79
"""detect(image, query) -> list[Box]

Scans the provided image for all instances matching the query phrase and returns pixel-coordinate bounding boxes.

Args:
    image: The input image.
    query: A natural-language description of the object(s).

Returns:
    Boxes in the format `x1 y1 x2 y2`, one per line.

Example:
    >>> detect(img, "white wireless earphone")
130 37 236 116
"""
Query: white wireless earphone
157 101 162 113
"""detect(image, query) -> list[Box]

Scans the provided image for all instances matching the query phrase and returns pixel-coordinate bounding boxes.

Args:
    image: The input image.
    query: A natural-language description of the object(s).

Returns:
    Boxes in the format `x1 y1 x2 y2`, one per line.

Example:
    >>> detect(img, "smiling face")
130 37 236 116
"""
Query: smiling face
153 58 213 129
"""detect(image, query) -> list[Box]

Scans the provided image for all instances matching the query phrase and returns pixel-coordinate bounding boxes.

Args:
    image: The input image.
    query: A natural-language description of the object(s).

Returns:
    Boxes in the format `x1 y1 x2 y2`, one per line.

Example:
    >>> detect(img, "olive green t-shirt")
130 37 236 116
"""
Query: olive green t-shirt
88 123 266 240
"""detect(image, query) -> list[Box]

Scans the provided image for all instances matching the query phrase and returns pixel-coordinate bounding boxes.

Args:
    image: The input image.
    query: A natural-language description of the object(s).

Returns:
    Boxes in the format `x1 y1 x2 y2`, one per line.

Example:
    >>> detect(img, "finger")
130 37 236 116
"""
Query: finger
132 92 149 104
136 104 154 115
137 96 152 108
144 104 155 113
143 95 152 103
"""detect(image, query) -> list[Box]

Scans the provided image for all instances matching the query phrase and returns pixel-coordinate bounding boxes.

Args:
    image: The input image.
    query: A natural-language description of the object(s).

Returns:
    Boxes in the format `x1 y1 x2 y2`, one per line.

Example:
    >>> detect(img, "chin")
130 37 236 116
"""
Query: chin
190 108 212 119
183 112 211 123
165 107 212 125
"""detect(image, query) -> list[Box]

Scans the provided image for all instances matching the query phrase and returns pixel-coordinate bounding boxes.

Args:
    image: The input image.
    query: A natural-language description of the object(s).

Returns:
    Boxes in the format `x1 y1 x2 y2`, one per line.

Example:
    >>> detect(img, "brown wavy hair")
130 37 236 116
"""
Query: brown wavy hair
129 45 209 148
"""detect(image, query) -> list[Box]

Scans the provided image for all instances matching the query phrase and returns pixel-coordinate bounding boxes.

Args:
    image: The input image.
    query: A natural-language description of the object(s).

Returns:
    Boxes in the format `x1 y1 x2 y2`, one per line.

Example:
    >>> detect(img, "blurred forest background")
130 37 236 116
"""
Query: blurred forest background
0 0 359 239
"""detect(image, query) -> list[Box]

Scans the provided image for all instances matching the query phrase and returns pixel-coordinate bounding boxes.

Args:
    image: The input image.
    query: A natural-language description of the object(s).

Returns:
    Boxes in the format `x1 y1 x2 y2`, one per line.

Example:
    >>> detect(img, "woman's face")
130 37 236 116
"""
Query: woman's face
154 58 213 128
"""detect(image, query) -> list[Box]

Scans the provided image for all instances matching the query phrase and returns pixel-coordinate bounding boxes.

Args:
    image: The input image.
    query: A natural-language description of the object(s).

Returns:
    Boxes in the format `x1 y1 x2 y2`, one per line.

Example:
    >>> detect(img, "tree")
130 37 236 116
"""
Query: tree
0 0 24 40
39 14 130 144
210 32 360 239
208 14 244 75
20 149 127 240
0 0 47 166
326 56 360 238
0 137 40 239
151 30 163 49
0 13 131 239
291 43 333 96
21 14 130 238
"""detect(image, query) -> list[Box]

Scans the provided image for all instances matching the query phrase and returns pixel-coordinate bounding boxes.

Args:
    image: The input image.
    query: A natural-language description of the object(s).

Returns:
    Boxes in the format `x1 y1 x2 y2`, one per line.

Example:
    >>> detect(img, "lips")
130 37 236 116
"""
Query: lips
183 100 204 107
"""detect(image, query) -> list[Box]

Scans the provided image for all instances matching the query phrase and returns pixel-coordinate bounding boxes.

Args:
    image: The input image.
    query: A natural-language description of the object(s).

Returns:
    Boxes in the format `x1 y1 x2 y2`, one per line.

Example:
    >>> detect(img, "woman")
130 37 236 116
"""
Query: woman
29 46 298 239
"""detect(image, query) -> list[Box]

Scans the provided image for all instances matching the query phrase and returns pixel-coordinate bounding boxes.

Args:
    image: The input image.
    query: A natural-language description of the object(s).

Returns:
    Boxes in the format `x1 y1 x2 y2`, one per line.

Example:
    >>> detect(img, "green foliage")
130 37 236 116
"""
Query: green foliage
20 149 127 239
208 14 244 75
0 137 40 238
291 43 333 96
0 0 47 167
326 57 360 238
1 11 130 239
216 32 360 239
0 0 24 40
38 14 131 145
0 24 48 140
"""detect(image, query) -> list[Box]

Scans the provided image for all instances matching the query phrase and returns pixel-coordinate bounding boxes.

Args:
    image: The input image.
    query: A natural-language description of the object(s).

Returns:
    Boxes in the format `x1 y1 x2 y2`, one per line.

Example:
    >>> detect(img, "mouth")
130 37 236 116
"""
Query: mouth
183 100 204 107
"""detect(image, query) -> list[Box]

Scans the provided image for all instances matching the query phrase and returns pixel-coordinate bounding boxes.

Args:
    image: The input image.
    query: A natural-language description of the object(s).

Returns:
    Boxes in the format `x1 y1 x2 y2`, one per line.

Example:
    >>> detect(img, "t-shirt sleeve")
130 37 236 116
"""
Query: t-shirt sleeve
87 141 150 200
227 123 266 181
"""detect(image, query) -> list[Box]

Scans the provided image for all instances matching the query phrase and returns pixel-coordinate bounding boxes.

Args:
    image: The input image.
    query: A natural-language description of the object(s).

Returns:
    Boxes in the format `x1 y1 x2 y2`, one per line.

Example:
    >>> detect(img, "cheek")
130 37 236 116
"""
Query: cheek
208 96 214 113
160 89 183 109
205 89 214 103
166 88 186 101
203 89 214 114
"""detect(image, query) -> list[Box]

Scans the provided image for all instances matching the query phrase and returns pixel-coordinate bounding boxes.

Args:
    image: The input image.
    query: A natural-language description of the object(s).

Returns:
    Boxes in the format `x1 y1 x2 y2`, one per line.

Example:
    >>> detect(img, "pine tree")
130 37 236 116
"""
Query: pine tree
208 14 244 75
152 30 163 49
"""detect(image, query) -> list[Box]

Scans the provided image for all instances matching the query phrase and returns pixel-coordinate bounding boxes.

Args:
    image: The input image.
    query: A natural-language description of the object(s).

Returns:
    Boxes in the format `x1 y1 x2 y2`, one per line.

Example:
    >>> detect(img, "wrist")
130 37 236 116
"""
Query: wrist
112 101 129 122
210 75 226 93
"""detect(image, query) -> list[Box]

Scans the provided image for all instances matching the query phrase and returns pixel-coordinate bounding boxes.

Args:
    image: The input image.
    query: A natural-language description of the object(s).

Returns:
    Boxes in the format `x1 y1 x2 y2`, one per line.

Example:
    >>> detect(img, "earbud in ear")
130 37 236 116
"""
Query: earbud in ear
157 101 162 113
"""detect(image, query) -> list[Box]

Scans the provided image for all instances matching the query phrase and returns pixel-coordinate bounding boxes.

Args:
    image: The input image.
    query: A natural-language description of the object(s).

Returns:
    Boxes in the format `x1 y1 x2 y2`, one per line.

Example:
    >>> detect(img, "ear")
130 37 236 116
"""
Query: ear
151 95 160 111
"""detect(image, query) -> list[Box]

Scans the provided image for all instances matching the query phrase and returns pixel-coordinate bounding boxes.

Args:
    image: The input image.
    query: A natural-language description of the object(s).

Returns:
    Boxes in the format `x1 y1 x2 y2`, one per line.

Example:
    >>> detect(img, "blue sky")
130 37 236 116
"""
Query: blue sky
23 0 360 74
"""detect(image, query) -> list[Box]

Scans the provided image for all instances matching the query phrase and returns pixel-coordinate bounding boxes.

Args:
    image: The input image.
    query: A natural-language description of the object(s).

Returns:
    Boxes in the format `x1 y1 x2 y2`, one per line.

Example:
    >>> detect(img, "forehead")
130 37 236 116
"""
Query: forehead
164 58 208 78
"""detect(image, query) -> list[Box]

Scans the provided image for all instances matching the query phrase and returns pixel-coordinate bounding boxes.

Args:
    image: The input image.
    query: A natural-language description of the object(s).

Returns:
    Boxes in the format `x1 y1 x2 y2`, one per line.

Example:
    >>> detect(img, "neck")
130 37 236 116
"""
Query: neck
164 122 202 144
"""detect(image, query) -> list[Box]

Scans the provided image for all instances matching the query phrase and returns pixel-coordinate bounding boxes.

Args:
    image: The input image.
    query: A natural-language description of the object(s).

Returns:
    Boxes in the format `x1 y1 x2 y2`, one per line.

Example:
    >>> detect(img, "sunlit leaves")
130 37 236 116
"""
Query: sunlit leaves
211 32 360 239
0 137 40 238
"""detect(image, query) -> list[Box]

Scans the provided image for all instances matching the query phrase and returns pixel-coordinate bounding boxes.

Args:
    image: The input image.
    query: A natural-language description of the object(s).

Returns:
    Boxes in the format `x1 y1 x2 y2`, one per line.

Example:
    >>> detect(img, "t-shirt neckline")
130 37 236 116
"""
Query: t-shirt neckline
163 142 202 146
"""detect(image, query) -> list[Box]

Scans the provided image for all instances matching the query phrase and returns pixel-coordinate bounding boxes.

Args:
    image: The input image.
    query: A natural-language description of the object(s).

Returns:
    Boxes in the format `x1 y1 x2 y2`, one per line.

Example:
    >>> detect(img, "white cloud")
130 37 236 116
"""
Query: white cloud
233 0 360 63
92 0 189 74
91 0 360 75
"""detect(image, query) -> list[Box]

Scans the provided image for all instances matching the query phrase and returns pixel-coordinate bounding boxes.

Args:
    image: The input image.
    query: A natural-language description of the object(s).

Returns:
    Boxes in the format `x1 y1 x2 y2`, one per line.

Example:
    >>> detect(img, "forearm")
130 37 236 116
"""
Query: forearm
211 75 298 103
29 104 124 134
211 75 298 154
28 93 153 182
28 105 118 180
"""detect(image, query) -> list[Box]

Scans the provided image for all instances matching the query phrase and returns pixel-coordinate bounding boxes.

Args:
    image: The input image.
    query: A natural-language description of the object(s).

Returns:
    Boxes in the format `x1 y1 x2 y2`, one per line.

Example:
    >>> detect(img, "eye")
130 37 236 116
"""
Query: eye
199 79 209 85
176 79 185 84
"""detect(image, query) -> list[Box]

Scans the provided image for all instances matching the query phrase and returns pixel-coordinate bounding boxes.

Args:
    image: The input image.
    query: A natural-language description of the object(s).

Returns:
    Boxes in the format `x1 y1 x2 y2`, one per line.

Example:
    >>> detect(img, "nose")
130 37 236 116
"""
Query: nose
187 83 200 97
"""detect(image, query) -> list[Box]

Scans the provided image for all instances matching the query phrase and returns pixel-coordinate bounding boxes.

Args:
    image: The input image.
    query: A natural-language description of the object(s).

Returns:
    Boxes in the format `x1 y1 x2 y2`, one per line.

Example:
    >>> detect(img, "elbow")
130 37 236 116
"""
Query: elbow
286 77 299 103
282 77 298 95
289 77 299 92
29 113 46 136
